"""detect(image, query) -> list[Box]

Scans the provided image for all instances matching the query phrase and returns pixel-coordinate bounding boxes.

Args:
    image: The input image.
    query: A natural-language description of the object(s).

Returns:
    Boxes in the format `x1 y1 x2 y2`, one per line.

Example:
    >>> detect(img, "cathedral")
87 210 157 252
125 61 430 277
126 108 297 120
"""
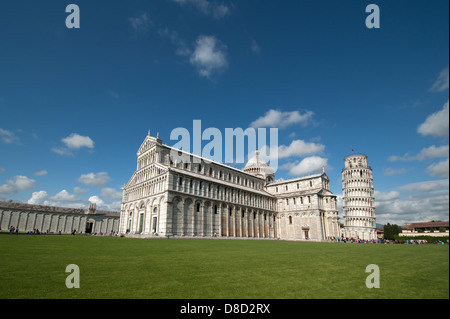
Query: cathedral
119 132 340 241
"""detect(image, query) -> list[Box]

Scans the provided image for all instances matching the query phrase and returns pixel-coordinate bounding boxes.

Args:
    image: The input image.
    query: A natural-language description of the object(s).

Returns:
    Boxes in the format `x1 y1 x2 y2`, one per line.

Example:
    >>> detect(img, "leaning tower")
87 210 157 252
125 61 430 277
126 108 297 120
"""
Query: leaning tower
342 154 376 241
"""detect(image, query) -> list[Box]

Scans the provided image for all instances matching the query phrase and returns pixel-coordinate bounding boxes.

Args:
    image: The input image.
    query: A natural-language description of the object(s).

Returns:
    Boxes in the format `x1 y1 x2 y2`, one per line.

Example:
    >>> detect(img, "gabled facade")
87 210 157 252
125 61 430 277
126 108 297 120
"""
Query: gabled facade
119 132 340 241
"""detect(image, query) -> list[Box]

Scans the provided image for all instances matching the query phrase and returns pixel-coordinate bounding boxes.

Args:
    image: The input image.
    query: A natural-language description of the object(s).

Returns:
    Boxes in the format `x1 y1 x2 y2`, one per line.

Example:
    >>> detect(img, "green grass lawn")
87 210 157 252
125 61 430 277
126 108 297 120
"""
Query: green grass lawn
0 234 448 299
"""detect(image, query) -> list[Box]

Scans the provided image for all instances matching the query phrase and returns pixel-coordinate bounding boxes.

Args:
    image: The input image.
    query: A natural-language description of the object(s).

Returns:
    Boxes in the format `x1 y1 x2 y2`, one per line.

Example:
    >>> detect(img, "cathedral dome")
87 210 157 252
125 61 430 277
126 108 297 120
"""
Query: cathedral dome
243 151 275 183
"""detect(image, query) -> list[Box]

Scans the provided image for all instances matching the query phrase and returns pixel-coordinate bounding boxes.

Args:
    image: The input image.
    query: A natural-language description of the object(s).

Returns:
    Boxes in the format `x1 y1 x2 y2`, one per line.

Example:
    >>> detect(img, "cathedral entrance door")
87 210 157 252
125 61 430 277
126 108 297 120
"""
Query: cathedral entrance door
138 213 144 234
152 216 157 233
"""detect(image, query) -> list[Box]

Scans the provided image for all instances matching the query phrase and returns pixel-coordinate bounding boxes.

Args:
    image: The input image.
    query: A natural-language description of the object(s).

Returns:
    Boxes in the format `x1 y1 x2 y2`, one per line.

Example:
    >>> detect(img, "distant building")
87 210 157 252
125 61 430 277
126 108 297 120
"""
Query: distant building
400 221 449 237
0 201 120 235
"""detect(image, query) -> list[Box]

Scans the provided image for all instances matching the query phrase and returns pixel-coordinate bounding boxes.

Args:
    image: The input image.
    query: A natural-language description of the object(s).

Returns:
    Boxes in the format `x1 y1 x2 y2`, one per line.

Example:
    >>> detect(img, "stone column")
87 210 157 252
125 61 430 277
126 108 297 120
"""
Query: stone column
191 202 196 236
6 211 12 230
210 204 214 237
177 200 184 236
245 209 249 238
23 212 30 232
156 205 161 234
225 205 229 237
200 203 206 237
232 206 236 237
268 213 272 239
218 204 223 237
250 209 255 237
238 208 242 237
256 211 260 238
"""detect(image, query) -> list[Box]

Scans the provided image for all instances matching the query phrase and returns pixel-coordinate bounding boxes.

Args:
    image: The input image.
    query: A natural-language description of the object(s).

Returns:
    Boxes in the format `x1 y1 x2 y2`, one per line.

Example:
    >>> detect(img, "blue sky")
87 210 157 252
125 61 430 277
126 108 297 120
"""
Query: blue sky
0 0 448 225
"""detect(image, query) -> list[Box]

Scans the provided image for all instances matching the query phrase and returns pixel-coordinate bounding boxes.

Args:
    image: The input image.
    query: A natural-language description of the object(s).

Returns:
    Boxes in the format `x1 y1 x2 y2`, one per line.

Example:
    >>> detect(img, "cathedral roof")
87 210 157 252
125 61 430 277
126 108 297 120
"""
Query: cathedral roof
243 151 275 175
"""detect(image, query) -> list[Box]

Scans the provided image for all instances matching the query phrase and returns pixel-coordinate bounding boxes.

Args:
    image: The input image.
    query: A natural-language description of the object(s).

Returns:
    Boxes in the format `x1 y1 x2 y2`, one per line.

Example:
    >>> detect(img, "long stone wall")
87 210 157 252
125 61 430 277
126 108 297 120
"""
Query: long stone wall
0 202 120 235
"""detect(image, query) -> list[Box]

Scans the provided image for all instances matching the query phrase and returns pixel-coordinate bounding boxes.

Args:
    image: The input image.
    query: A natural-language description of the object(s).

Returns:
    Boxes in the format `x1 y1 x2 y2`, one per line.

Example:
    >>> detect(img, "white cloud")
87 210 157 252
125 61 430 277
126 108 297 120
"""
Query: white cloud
0 168 5 173
73 186 88 195
171 0 230 19
417 101 449 137
374 182 449 225
52 133 95 156
51 147 73 156
375 193 449 225
78 172 112 187
100 188 123 200
159 31 228 79
29 188 83 208
88 195 105 207
0 128 20 144
129 12 152 33
107 201 122 211
250 109 315 129
397 179 449 193
389 144 449 162
28 191 48 205
416 145 449 160
426 158 449 177
384 168 407 176
62 133 94 150
8 176 32 190
287 156 328 177
48 190 80 203
88 195 121 212
262 139 324 161
189 35 228 79
430 67 449 92
34 170 48 176
27 189 121 212
0 176 36 194
374 190 400 202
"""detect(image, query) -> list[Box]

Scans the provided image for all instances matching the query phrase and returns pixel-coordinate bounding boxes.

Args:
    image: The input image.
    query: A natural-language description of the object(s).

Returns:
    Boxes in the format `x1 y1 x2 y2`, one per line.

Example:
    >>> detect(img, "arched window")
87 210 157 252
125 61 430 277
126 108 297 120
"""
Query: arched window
289 216 293 224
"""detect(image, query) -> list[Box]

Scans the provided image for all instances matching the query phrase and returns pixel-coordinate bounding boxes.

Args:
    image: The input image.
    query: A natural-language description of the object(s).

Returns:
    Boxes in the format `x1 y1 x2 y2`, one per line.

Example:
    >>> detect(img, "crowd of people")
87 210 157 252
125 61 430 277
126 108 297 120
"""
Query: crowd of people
327 236 449 245
3 226 449 244
3 225 119 237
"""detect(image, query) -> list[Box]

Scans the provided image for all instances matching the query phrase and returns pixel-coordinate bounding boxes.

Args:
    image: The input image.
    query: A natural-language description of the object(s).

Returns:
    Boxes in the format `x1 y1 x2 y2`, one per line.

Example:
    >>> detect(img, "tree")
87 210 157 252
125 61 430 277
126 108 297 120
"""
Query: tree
383 223 402 240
